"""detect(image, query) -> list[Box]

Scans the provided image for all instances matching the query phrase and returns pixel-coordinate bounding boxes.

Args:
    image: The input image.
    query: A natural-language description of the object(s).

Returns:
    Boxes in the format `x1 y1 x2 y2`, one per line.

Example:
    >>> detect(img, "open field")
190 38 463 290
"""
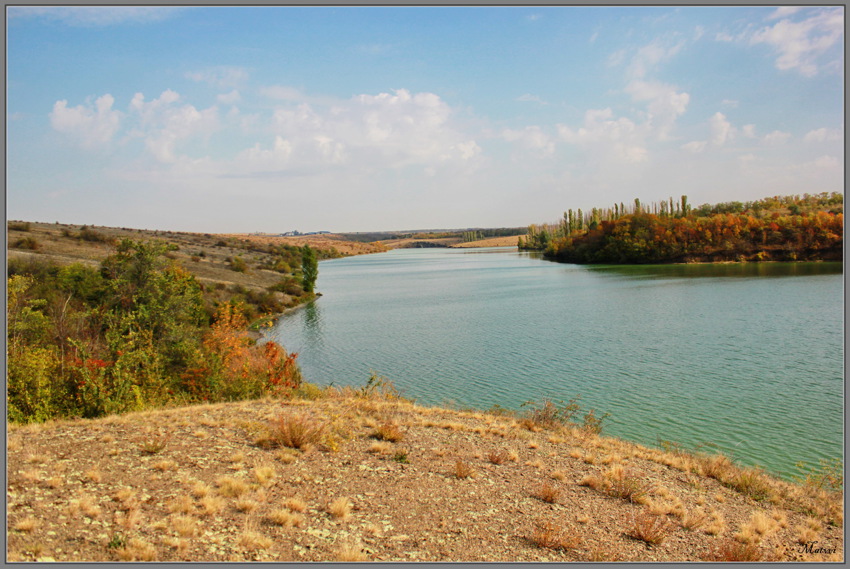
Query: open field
6 222 384 296
7 387 843 562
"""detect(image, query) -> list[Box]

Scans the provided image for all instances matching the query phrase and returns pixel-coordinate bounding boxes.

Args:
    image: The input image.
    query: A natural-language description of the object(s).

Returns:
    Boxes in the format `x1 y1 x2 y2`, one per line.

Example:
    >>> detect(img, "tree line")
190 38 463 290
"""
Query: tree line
7 239 320 423
519 192 843 264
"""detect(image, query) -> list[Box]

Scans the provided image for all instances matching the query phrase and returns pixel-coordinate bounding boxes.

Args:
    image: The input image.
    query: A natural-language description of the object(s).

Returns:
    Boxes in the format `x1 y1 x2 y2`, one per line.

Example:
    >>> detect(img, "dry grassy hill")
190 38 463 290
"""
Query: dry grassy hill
6 386 843 562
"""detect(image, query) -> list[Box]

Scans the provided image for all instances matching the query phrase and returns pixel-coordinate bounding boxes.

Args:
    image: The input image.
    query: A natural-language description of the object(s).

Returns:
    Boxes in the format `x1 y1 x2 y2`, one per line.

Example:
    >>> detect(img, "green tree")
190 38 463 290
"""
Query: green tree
300 245 319 293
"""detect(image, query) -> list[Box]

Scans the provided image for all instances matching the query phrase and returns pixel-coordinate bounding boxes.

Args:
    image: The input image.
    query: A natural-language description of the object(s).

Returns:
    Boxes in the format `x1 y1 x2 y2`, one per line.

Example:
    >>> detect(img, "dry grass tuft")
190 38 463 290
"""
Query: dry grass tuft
550 470 568 482
83 468 102 483
268 509 305 527
453 460 476 479
529 521 581 551
14 517 38 532
152 459 177 472
168 495 195 515
336 539 369 561
252 465 275 487
534 482 561 504
216 476 249 497
116 538 157 561
487 450 509 465
328 497 352 520
285 497 308 513
681 508 708 531
235 498 260 513
200 495 225 516
371 421 404 442
170 515 197 538
239 530 273 551
705 539 763 562
628 512 673 545
368 441 393 454
266 412 328 450
138 433 170 455
191 482 211 499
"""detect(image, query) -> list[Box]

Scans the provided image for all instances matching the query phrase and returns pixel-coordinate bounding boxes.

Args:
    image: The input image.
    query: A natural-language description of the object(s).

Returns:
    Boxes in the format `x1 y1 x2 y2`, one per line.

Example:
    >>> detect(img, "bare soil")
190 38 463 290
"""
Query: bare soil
6 391 843 562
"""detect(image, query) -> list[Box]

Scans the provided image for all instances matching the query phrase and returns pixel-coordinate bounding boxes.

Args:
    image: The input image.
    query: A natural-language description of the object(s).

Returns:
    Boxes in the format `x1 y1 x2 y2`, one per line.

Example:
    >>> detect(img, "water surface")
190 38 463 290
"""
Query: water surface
270 248 843 478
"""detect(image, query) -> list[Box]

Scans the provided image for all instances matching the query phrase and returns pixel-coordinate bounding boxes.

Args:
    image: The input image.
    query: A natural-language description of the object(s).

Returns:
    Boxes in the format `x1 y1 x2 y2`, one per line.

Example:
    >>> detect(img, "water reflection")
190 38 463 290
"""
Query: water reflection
587 262 842 280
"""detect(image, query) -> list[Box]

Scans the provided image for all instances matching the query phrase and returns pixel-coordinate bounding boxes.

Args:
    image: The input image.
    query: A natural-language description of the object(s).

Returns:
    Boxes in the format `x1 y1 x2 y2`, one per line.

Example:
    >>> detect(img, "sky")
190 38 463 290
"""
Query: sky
6 5 844 233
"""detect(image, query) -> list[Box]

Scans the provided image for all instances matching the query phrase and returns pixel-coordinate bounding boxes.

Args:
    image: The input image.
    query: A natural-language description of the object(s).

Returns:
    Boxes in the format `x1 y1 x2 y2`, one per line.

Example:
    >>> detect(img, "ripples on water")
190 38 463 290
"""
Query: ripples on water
271 248 843 478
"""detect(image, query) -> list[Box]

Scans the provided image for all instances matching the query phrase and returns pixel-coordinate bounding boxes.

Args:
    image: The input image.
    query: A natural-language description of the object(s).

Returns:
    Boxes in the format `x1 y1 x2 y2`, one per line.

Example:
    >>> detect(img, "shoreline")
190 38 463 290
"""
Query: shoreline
6 386 843 562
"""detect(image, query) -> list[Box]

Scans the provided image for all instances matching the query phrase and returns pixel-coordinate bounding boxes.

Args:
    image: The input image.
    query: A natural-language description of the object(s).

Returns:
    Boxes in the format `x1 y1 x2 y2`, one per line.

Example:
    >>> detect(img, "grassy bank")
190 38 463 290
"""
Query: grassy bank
6 382 843 562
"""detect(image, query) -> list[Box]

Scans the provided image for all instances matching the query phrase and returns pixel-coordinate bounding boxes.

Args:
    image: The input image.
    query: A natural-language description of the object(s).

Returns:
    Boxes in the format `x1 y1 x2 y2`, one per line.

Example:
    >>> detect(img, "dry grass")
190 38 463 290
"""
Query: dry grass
453 460 475 479
336 540 369 562
705 539 763 562
239 530 273 551
168 495 195 515
200 495 225 516
171 515 197 538
371 421 404 442
680 508 708 531
529 521 581 551
368 441 393 454
84 468 103 483
487 450 509 465
266 412 327 450
116 538 157 561
235 498 260 513
328 497 352 520
252 465 275 486
628 512 672 545
14 517 38 532
216 476 249 498
139 434 170 455
533 482 561 504
268 509 305 527
285 497 308 513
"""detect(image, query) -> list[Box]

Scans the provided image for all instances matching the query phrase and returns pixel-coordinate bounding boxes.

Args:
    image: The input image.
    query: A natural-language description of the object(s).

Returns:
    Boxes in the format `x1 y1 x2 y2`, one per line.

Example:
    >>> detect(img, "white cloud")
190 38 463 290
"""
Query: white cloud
803 127 843 143
625 80 690 140
50 94 122 148
237 89 481 176
741 124 757 138
260 85 305 101
748 7 843 76
709 112 734 146
128 90 219 163
217 90 242 105
185 66 248 89
9 6 183 26
501 126 555 157
517 93 547 104
625 38 684 80
812 155 840 168
558 108 648 164
682 140 706 153
761 130 791 145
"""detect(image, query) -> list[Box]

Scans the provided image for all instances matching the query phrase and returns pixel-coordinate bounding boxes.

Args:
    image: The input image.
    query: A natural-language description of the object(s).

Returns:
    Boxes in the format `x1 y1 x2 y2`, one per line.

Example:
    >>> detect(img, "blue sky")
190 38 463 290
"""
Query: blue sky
7 6 844 233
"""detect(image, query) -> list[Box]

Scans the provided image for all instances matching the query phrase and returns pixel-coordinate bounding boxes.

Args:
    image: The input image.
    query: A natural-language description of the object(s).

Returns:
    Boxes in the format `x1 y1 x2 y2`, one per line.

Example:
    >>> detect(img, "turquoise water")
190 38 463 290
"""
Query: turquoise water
269 248 843 478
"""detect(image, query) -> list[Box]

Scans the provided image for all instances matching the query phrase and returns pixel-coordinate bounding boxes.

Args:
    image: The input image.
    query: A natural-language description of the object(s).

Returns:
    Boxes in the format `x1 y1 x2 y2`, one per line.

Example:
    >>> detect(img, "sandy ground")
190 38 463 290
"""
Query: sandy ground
6 391 843 563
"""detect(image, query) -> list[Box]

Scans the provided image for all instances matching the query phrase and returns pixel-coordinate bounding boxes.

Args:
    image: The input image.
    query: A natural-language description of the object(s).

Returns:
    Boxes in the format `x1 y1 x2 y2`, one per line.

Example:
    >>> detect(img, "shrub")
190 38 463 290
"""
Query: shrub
705 539 763 562
628 512 672 545
534 483 561 504
266 413 327 450
79 227 114 244
371 422 404 442
13 237 40 250
8 221 31 232
229 256 248 273
453 460 475 479
530 521 580 551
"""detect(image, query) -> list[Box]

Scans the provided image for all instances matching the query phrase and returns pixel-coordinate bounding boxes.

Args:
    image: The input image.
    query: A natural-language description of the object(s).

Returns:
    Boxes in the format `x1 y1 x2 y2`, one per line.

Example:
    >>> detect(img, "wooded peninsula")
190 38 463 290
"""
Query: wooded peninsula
519 192 843 264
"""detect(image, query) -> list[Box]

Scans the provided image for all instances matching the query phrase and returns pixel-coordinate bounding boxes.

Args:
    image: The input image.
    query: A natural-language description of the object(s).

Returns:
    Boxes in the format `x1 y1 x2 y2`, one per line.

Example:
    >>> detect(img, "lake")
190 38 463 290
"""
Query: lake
269 247 843 479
